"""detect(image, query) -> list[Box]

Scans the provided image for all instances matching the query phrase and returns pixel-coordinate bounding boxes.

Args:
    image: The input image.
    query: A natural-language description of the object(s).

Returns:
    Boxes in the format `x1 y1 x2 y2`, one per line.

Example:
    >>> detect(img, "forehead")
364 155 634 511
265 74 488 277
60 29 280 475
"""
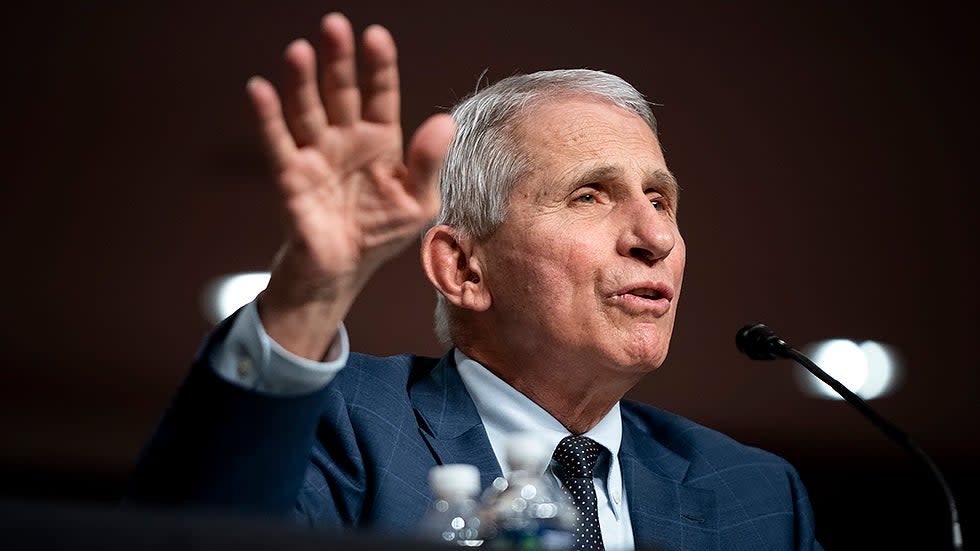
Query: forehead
510 96 672 195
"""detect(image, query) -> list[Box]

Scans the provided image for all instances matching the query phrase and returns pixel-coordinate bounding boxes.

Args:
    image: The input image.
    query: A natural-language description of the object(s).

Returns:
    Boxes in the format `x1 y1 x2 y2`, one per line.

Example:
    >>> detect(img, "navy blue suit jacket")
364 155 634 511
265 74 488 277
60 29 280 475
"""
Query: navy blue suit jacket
129 316 823 551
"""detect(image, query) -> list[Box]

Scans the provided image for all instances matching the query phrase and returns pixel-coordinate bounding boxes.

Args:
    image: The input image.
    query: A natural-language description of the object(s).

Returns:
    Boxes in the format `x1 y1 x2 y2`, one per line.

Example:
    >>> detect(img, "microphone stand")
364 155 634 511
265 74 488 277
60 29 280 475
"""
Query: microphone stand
737 324 964 551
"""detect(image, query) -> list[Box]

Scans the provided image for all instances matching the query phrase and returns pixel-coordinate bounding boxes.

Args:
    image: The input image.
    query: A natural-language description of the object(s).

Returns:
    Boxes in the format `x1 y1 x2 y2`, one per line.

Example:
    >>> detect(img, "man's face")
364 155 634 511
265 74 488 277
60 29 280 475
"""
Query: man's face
477 97 685 377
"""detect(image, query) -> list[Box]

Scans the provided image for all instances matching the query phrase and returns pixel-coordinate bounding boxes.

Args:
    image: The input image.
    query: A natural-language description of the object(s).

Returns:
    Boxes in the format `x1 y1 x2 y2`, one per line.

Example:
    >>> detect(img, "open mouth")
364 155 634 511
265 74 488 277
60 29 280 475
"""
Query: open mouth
627 288 663 300
615 283 673 302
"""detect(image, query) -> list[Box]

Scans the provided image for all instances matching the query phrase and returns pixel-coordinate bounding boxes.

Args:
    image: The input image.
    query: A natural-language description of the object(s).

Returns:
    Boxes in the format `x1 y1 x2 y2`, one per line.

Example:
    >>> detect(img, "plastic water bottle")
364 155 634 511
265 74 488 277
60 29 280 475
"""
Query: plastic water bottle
480 433 577 550
420 463 485 547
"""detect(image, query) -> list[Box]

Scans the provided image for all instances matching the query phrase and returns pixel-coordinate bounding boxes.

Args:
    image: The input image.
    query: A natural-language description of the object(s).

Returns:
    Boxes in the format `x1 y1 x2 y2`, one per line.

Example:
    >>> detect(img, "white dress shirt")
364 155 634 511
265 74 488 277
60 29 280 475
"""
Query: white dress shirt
212 300 634 549
455 350 635 551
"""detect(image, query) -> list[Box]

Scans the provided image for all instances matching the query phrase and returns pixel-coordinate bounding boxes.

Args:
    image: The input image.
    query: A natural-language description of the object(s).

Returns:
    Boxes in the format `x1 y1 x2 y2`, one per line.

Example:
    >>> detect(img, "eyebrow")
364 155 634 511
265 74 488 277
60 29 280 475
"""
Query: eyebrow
571 165 680 199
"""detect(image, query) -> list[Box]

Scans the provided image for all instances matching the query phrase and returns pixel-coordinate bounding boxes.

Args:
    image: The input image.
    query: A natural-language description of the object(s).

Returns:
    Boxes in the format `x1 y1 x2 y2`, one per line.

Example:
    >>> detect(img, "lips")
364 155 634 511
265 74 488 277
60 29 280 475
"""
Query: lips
625 288 664 300
614 282 674 302
608 281 674 315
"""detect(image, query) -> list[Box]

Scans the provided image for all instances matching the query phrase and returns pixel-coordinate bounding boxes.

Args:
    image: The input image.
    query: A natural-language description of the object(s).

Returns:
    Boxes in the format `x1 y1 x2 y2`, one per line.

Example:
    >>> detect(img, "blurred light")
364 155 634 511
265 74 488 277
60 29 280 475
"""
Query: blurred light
795 339 902 400
858 341 900 399
202 272 270 324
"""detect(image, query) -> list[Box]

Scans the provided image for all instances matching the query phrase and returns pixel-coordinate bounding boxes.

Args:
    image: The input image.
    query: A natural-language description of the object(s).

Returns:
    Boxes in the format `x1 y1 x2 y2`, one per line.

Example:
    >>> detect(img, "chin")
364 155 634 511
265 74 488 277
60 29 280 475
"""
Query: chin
615 332 671 373
621 354 667 375
589 346 663 377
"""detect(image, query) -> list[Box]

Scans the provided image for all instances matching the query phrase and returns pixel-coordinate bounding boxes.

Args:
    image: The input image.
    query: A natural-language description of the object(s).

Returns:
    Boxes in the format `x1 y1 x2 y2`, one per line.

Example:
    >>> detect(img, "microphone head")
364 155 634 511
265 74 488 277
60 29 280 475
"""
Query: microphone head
736 323 787 361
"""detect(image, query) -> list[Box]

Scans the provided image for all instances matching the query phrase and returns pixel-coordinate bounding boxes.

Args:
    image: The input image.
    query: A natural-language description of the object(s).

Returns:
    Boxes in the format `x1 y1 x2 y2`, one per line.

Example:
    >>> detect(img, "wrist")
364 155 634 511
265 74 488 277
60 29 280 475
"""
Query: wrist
257 289 351 361
258 267 362 361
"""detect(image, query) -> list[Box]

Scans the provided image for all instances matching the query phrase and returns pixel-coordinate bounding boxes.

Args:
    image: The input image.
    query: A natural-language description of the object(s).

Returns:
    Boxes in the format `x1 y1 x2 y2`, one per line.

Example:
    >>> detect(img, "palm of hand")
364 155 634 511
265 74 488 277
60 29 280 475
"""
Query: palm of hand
281 122 431 284
247 14 453 303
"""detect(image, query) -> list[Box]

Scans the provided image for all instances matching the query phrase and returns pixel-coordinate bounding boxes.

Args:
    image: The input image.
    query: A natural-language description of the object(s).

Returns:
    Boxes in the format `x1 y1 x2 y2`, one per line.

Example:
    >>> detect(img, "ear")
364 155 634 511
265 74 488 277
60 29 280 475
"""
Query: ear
421 225 492 312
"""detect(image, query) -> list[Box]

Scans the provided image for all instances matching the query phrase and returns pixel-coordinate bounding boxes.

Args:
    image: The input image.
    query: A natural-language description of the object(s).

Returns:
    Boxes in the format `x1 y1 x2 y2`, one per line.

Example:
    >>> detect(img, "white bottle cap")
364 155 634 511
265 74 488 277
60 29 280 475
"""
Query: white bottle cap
504 432 551 472
429 464 481 498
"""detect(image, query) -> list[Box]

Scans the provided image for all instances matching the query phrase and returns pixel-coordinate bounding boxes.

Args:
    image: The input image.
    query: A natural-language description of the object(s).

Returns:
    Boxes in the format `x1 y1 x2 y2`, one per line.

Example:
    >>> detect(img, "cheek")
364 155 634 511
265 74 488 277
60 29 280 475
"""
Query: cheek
535 238 599 294
491 238 594 309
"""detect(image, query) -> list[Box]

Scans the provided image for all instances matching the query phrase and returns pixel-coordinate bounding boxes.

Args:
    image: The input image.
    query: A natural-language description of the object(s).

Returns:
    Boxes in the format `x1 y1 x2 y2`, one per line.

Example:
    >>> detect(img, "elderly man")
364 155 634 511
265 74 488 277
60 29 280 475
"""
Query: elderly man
129 13 823 551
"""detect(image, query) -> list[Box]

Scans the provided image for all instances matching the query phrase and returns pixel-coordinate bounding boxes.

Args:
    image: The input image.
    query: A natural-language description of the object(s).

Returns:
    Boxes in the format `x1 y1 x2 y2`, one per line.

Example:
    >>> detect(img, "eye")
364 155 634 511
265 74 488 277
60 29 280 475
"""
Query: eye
571 186 603 204
647 190 671 212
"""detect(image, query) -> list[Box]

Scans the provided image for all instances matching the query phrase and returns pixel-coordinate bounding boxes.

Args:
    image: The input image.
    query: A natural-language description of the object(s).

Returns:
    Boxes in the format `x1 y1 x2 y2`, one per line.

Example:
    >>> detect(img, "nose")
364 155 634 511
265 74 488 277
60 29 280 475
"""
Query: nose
617 198 677 266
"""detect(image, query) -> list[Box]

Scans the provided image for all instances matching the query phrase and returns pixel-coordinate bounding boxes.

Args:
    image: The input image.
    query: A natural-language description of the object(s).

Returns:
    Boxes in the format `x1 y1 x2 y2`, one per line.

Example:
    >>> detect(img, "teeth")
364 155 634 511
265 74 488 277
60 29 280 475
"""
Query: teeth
630 289 660 299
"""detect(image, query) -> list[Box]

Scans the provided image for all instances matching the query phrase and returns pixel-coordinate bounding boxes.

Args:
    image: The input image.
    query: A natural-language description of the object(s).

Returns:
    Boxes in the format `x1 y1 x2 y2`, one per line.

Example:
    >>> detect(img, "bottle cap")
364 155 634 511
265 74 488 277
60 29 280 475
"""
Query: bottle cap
504 432 551 472
429 464 480 497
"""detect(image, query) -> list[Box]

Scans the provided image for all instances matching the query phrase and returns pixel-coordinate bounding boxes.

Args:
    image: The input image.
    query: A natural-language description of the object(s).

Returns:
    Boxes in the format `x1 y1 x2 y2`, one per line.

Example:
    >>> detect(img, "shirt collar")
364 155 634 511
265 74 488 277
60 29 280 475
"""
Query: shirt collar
453 349 623 475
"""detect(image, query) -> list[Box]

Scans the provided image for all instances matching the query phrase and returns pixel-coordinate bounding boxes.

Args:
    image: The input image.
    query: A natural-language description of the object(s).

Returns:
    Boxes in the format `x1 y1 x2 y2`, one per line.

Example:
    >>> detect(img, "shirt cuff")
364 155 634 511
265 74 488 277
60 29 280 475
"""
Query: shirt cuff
212 299 349 396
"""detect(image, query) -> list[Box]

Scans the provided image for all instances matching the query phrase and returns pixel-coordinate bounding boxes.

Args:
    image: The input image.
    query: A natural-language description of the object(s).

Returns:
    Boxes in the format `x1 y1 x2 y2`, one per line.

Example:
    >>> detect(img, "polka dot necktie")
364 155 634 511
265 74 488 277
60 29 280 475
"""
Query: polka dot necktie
552 435 605 551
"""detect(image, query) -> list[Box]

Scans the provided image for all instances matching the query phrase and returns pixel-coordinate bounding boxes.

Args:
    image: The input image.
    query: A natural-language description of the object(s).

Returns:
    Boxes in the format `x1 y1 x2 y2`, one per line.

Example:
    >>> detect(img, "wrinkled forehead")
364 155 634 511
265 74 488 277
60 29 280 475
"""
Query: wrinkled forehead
512 95 660 157
508 92 657 141
507 96 673 196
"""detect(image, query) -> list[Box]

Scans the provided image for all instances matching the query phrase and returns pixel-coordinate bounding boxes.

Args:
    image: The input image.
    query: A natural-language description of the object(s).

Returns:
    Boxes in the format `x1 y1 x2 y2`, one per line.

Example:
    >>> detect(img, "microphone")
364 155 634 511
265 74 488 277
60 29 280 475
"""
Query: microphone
735 323 786 360
736 323 963 551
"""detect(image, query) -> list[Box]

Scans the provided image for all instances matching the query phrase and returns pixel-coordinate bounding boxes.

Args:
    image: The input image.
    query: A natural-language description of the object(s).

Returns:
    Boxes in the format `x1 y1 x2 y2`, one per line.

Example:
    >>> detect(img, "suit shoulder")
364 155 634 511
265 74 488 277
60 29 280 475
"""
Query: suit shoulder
620 399 793 470
327 351 441 404
620 401 820 547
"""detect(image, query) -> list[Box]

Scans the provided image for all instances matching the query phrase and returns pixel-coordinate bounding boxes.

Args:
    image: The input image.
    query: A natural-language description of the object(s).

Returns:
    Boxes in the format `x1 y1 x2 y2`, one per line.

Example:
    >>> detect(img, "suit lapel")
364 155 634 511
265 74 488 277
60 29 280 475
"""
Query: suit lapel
409 351 503 491
408 356 720 548
621 413 718 551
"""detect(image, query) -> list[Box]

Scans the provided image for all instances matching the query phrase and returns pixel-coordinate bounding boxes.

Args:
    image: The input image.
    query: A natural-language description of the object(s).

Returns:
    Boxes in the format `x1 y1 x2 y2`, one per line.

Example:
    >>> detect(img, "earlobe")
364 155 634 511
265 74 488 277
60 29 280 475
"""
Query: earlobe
421 225 491 312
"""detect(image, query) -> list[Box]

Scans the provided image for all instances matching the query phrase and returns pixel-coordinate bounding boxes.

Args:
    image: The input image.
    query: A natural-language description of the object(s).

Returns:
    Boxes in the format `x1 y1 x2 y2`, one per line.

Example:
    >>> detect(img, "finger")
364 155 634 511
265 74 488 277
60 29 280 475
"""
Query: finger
406 113 456 215
360 24 400 124
319 13 361 125
281 39 328 147
246 76 298 172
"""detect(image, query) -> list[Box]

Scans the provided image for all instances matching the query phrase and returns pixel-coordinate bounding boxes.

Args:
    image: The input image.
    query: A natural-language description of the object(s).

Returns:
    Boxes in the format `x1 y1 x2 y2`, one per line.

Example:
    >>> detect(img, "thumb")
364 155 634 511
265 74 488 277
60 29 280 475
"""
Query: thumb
405 113 455 209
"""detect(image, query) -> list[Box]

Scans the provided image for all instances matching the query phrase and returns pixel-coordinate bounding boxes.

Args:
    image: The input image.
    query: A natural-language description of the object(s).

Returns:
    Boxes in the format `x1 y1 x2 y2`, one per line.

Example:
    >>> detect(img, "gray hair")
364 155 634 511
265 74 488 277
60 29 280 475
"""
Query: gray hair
432 69 658 346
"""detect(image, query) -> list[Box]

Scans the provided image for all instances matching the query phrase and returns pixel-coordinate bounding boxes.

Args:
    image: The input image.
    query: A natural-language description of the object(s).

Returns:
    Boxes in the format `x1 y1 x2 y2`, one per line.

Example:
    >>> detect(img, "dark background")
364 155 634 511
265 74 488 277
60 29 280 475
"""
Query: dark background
1 1 976 549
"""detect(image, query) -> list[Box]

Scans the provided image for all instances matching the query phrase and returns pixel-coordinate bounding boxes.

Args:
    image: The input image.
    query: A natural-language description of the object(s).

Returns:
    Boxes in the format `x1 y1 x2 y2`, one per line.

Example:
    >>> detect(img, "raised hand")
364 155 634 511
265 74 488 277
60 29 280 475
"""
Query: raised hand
246 13 454 359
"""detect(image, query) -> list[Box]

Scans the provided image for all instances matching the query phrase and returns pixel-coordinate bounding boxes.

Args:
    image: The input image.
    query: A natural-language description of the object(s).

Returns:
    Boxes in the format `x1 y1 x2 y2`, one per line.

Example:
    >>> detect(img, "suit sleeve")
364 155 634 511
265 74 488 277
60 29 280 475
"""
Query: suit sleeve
125 311 336 515
786 463 824 551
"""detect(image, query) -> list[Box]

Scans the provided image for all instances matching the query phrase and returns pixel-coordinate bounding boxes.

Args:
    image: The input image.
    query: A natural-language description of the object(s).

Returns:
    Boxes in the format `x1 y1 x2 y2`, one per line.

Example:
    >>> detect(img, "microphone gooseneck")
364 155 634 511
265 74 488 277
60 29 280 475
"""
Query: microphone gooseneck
735 323 963 551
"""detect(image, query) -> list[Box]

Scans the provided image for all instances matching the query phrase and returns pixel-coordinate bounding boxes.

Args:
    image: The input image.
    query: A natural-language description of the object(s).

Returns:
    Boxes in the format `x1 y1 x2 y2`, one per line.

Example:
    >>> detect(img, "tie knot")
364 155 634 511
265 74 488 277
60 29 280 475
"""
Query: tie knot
552 435 603 478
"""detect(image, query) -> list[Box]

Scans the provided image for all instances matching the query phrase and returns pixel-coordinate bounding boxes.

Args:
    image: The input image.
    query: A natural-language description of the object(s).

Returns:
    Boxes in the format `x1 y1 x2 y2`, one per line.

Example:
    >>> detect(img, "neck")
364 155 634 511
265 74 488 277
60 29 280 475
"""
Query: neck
511 373 630 434
459 344 641 434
